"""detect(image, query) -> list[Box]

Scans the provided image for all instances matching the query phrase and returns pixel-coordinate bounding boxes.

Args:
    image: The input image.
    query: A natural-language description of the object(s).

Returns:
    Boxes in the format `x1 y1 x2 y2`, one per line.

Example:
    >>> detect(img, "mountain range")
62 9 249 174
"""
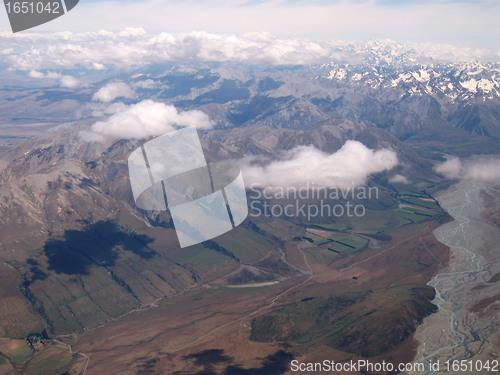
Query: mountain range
0 36 499 374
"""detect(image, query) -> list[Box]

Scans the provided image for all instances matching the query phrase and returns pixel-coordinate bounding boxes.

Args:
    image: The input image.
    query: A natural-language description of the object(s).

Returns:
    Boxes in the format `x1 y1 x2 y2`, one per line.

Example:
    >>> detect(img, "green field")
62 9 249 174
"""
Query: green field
312 224 351 232
338 209 414 233
305 228 369 255
309 183 440 239
395 207 434 223
394 182 435 196
0 341 33 365
401 197 440 210
23 343 74 375
303 184 442 261
318 233 369 254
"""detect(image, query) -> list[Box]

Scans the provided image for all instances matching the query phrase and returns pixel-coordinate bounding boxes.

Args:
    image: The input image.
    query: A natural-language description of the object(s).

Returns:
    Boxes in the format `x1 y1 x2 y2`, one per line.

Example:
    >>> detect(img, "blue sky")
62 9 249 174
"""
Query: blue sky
1 0 499 49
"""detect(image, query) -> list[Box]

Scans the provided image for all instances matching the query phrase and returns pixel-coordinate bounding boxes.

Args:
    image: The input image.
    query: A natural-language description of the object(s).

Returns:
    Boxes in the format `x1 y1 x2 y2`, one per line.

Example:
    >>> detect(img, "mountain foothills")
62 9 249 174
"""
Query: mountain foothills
0 38 499 374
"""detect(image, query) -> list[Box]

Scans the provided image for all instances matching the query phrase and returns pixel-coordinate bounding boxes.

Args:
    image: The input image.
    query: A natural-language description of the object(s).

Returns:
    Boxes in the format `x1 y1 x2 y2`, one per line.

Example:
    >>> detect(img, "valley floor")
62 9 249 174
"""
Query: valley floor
411 180 500 375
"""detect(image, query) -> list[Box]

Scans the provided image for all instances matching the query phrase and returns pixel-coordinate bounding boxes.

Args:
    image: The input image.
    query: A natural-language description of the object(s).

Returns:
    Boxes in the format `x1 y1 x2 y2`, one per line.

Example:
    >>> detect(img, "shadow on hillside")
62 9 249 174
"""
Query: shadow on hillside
176 349 293 375
44 220 156 275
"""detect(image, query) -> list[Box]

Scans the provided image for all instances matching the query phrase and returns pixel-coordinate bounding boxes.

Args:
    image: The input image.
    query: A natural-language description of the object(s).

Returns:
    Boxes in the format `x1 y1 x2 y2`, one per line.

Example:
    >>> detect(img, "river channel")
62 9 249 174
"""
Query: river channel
409 179 500 375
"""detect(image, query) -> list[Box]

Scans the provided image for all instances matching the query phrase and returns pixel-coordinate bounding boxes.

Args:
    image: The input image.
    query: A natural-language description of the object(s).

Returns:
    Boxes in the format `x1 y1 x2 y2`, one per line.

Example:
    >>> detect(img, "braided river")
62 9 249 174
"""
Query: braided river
408 180 500 374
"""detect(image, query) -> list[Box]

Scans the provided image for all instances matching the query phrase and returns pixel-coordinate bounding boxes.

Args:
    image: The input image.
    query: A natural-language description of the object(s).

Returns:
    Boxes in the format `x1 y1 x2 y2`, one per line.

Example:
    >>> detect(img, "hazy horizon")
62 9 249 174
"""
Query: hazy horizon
1 0 499 49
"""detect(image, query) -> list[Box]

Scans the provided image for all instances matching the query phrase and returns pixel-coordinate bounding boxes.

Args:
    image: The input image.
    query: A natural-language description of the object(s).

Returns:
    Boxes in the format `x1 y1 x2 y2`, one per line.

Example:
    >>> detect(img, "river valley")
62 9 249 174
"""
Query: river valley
410 179 500 374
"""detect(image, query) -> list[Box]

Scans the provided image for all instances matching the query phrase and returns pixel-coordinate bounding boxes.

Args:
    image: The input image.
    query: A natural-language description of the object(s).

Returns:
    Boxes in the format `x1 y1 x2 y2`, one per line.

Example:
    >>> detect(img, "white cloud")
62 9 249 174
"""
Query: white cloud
434 155 500 182
27 70 83 88
434 156 463 180
29 70 44 79
78 130 106 143
28 70 61 79
242 140 398 189
131 79 159 90
84 99 214 140
60 75 82 88
92 62 106 70
389 174 409 184
463 159 500 182
2 30 497 75
92 82 136 102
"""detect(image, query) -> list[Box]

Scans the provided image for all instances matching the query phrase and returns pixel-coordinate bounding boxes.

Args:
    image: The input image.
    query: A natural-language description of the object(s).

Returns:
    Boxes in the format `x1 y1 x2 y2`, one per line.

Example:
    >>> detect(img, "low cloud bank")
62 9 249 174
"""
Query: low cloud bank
92 82 136 103
81 100 214 141
434 156 500 182
28 70 83 88
3 30 497 73
242 140 398 189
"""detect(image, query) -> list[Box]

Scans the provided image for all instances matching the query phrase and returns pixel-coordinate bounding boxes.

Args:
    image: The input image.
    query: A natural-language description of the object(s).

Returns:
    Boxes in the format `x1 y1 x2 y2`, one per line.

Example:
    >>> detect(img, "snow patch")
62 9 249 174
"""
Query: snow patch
351 73 362 81
477 79 494 93
460 78 478 93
